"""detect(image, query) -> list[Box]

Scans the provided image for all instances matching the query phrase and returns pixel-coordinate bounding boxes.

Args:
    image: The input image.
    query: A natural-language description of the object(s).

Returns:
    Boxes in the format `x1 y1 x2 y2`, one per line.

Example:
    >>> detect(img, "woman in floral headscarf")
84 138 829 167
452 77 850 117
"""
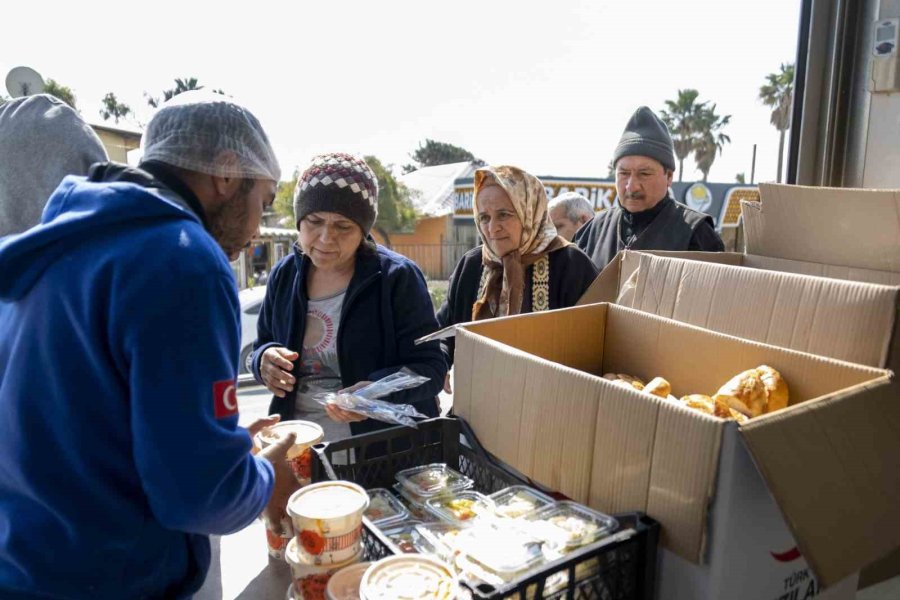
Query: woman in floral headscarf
436 166 598 375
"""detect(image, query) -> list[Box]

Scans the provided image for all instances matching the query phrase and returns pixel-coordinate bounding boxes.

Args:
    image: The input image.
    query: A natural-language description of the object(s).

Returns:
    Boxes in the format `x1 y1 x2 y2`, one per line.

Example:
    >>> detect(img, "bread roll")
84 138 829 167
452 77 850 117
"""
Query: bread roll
712 396 749 424
617 373 645 387
757 365 789 413
713 369 767 417
644 377 671 398
681 394 714 414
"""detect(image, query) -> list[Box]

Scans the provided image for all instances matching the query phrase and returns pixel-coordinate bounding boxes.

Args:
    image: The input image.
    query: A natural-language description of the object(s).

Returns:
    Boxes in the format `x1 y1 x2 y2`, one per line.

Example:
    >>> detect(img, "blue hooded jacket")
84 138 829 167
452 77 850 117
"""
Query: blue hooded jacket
0 164 273 599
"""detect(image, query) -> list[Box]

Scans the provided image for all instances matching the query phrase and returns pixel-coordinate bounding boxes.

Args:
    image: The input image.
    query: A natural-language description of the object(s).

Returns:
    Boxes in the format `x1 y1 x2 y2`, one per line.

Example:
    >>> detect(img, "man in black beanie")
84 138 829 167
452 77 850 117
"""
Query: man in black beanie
575 106 724 269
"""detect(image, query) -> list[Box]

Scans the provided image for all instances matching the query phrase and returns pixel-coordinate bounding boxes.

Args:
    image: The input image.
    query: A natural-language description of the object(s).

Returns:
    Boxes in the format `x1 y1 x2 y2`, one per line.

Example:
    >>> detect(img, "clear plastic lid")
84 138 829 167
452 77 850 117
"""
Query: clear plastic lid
425 491 494 524
365 488 409 527
395 463 473 497
524 501 618 550
453 523 544 576
487 485 554 519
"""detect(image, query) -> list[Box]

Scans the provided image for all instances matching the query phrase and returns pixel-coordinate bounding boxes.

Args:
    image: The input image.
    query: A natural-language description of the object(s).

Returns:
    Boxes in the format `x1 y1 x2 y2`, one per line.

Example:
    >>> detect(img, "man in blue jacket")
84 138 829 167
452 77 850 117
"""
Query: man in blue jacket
0 92 297 599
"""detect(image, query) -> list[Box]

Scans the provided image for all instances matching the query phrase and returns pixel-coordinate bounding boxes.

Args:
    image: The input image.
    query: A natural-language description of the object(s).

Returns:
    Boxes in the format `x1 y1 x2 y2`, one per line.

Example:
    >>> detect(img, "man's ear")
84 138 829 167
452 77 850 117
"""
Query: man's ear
210 150 242 197
210 174 240 198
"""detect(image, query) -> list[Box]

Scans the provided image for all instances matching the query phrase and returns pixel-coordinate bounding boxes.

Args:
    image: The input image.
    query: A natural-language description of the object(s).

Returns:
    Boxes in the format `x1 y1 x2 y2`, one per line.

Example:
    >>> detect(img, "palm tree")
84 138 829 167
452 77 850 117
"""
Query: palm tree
759 63 795 183
146 77 205 108
660 89 707 182
100 92 132 123
693 105 732 182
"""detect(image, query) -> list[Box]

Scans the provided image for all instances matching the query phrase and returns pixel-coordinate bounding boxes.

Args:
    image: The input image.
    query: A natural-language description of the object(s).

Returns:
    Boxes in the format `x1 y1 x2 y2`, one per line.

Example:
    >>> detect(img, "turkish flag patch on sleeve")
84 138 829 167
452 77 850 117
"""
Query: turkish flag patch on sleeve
213 379 239 419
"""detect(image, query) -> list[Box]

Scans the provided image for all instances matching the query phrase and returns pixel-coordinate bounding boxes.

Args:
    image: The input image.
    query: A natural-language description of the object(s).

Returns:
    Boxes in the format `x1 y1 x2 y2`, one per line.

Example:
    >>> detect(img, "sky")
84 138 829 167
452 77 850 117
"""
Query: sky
1 0 801 185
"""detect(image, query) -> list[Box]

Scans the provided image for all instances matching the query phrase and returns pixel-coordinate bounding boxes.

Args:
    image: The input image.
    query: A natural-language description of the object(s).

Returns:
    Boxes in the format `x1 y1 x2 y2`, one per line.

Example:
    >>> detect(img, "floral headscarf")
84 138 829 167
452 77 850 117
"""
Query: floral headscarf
472 166 568 320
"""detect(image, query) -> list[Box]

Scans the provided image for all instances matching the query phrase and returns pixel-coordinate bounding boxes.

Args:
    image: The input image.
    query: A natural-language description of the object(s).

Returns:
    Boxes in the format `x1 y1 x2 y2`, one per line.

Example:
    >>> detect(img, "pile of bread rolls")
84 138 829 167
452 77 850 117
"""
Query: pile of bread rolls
602 366 790 423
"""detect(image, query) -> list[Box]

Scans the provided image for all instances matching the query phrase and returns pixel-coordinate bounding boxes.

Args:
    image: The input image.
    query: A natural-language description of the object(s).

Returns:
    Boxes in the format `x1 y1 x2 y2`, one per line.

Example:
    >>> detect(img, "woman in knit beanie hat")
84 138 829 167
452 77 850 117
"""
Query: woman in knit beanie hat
249 152 447 441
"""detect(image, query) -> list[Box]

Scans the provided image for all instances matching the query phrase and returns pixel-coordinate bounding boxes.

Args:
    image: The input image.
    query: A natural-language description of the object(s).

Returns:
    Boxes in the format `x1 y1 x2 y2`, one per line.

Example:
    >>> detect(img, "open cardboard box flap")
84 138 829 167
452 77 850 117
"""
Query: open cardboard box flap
451 304 897 587
745 184 900 273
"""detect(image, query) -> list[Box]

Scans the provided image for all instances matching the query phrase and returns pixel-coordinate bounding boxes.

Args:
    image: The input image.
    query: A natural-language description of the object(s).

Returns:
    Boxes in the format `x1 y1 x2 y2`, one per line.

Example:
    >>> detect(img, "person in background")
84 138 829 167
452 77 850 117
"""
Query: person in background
575 106 724 269
250 152 447 440
0 92 297 600
0 94 108 237
548 191 594 241
437 165 598 390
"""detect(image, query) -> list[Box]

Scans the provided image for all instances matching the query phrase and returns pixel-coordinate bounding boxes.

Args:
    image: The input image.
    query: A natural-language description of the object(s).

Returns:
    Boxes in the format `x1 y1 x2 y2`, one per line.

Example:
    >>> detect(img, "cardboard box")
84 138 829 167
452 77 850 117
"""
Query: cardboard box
447 303 897 593
580 249 900 370
575 184 900 591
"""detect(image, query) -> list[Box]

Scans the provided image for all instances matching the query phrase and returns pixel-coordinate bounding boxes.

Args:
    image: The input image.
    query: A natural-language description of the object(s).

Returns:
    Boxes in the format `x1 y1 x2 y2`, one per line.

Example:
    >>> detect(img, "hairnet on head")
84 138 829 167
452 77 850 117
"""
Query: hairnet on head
141 90 281 182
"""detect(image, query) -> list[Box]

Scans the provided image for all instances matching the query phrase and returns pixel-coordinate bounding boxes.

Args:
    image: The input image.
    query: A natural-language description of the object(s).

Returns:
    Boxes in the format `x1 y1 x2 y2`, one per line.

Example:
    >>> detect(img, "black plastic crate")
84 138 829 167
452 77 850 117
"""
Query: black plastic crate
311 417 659 600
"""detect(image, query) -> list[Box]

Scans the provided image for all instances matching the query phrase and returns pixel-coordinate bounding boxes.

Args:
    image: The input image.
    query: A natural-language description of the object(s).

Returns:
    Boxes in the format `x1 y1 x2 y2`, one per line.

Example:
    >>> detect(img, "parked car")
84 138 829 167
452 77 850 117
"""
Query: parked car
238 286 267 374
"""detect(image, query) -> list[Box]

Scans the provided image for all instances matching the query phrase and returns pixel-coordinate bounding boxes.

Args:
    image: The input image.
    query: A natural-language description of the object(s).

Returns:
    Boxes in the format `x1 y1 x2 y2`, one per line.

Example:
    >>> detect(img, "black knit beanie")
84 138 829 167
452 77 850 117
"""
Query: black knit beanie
612 106 676 172
293 152 379 234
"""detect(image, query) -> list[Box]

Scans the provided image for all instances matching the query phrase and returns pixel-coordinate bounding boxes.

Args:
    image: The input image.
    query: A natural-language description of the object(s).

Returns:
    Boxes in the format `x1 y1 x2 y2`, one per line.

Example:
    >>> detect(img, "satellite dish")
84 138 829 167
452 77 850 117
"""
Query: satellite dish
5 66 45 98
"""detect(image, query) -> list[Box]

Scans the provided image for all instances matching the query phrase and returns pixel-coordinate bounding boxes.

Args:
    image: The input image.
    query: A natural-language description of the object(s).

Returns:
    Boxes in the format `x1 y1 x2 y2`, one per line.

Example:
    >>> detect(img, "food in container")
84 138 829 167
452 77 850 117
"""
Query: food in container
425 491 493 524
414 522 466 562
287 481 369 564
285 537 362 600
325 561 371 600
524 501 618 551
364 488 409 527
395 463 473 497
360 555 458 600
452 523 544 580
380 520 439 555
256 420 325 484
487 485 553 519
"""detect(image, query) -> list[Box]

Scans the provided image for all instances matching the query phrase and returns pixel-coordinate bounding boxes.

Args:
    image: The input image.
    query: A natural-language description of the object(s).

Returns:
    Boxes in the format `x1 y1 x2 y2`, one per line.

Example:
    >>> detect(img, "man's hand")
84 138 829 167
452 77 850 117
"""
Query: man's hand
261 347 298 398
245 414 280 455
257 431 301 535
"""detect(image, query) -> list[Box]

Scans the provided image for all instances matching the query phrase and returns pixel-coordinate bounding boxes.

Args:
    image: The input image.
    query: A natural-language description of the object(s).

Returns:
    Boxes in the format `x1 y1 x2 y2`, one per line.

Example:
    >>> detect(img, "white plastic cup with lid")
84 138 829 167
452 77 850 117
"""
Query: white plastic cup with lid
326 561 371 600
285 536 363 599
360 554 458 600
255 420 325 484
287 481 370 565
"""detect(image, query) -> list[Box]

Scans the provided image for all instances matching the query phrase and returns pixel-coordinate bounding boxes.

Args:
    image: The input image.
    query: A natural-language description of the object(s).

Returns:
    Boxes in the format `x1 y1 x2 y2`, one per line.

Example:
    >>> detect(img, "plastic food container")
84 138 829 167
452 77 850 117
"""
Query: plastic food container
425 491 493 524
360 555 458 600
392 483 446 523
325 561 371 600
452 523 544 581
414 522 466 562
524 501 618 551
395 463 473 498
287 481 369 564
381 520 438 555
285 537 363 600
487 485 554 519
265 514 295 560
364 488 409 527
256 420 325 484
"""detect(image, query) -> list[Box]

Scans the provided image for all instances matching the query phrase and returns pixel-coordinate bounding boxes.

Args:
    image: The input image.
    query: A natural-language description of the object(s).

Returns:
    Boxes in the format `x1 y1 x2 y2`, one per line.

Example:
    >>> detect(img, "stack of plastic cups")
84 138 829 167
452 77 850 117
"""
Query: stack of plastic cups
285 481 370 600
255 421 325 561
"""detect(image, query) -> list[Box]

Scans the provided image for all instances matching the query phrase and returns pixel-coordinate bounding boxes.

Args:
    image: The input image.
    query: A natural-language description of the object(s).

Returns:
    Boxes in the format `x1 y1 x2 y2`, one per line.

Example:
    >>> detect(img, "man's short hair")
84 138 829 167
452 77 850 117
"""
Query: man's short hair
549 192 594 223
